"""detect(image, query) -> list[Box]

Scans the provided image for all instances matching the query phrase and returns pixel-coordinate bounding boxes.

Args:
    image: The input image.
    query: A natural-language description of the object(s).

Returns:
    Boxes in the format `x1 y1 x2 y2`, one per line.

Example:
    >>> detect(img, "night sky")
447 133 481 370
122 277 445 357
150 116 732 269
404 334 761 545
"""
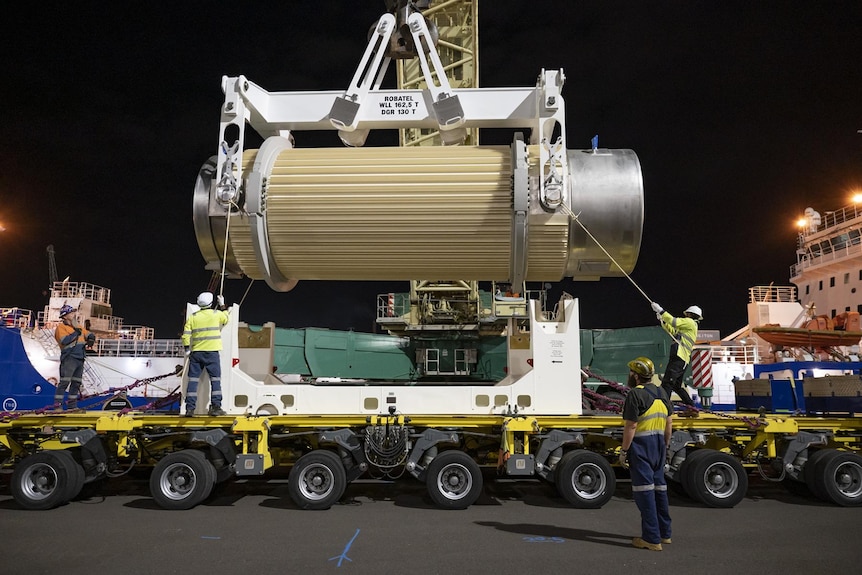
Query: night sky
2 1 861 339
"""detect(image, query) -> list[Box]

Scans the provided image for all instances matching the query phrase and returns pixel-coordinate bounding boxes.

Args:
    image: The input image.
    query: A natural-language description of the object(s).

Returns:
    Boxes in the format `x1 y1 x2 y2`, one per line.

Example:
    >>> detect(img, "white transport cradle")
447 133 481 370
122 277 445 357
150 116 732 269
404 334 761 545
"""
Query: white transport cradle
193 297 584 416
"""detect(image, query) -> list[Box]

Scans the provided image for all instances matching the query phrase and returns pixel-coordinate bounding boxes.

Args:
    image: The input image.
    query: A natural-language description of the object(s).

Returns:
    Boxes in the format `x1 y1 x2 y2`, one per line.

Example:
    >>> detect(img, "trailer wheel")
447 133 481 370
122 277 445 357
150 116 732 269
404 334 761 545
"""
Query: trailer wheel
803 448 835 500
207 447 235 484
555 450 615 509
149 450 216 510
781 478 812 498
813 450 862 507
288 450 347 510
685 450 748 508
426 450 483 510
54 450 85 502
10 452 74 510
668 448 700 496
678 449 710 499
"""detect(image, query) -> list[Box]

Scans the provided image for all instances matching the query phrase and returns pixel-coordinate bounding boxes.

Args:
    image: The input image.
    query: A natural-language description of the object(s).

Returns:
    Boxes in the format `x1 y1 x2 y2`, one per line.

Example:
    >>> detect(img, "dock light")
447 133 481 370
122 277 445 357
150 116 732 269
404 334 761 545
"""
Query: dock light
852 192 862 204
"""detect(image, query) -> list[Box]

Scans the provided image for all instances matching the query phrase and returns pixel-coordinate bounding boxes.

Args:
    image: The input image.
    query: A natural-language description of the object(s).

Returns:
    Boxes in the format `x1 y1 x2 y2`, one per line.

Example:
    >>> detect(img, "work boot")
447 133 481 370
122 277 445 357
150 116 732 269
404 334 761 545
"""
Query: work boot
208 407 226 417
661 538 672 544
675 404 700 417
632 537 662 551
183 409 196 417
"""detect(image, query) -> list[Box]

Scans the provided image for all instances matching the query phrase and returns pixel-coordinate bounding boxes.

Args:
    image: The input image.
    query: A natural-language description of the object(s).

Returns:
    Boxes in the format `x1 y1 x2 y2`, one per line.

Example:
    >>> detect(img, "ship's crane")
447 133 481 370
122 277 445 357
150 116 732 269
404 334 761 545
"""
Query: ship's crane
46 245 58 288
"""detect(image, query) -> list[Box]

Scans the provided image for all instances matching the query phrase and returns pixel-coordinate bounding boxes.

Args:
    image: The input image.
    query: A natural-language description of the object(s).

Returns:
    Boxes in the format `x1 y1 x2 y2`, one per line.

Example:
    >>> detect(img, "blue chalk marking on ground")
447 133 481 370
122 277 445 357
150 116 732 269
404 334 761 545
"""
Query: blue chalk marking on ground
329 528 360 567
523 536 565 543
201 536 222 540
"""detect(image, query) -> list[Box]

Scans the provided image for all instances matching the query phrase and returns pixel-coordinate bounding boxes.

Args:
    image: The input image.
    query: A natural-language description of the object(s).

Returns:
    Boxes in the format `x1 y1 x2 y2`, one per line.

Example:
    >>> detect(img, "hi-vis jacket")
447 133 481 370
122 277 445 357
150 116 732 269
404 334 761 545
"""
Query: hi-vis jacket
659 311 698 364
182 308 229 352
626 384 671 438
55 323 93 360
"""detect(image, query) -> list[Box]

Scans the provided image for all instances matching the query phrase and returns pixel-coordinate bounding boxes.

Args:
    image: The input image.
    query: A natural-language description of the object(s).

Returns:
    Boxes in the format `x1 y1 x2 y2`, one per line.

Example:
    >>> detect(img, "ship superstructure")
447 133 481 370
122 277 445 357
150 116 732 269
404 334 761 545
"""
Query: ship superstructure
1 281 184 411
791 199 862 319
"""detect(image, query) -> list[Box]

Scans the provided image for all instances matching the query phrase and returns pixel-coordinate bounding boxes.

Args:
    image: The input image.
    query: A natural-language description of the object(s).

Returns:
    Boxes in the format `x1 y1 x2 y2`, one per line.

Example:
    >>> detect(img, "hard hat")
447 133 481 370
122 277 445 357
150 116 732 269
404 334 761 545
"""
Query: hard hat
684 305 703 320
197 292 214 308
627 356 655 379
59 304 75 318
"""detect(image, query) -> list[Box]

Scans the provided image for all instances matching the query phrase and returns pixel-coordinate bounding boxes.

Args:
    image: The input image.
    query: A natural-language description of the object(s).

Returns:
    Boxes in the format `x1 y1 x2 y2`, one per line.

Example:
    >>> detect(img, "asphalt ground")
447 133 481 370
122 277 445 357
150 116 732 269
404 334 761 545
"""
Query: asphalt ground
1 471 858 575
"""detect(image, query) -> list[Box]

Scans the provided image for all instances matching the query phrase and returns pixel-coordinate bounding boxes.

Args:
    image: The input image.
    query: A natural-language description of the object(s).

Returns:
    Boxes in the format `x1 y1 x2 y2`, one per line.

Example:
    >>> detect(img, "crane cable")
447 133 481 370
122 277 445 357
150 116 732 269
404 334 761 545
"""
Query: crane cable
559 203 653 304
217 200 236 299
559 203 681 346
217 199 257 307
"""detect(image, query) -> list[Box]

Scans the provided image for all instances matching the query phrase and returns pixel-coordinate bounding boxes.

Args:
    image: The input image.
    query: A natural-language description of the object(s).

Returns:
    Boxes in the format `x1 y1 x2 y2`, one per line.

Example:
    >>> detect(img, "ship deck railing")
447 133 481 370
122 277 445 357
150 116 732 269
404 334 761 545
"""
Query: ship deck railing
694 343 762 365
1 307 34 329
90 338 184 358
748 285 798 304
49 281 112 305
800 203 862 237
791 233 862 278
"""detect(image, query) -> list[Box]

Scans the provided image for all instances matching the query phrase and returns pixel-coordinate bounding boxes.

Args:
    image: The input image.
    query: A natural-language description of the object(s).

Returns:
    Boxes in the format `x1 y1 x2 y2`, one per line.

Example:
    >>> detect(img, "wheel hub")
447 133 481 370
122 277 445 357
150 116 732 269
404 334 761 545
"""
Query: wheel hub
300 464 334 498
708 471 725 488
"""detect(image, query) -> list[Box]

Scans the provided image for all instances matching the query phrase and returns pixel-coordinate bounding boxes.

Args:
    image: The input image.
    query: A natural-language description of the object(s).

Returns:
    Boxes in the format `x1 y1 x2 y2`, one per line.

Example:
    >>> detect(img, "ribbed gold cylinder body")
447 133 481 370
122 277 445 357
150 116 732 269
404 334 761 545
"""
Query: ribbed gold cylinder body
228 146 569 282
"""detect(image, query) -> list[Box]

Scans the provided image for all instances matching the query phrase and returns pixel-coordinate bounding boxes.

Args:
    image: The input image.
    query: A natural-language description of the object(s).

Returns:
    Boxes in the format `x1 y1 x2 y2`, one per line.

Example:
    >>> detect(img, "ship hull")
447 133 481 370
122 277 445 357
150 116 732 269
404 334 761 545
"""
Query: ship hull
1 327 183 413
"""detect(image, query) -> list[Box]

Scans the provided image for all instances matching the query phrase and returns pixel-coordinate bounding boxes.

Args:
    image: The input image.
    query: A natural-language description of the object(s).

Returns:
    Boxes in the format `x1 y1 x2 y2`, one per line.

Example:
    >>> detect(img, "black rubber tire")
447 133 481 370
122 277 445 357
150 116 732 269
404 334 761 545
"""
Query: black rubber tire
149 450 216 510
668 477 687 496
10 452 74 510
685 450 748 508
781 477 813 498
208 447 235 484
665 447 690 495
54 450 86 501
288 450 347 510
425 450 483 510
803 448 836 500
555 449 615 509
814 450 862 507
678 449 710 500
211 462 234 484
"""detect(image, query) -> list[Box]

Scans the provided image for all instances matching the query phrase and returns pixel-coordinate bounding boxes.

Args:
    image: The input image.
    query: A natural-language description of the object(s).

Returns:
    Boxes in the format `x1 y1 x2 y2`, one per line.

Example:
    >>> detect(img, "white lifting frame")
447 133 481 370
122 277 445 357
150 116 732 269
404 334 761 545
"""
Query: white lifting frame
214 72 569 205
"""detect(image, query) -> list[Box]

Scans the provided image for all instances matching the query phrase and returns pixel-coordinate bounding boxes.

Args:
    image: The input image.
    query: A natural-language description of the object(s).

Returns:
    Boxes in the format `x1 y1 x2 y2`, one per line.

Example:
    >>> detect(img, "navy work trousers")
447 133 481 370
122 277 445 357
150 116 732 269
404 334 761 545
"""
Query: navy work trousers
629 435 672 544
186 351 223 412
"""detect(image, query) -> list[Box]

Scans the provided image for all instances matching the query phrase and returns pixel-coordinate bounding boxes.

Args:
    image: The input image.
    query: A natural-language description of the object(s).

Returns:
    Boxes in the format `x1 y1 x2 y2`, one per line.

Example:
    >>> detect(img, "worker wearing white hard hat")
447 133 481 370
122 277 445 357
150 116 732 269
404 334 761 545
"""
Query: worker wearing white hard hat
649 301 703 408
181 291 229 416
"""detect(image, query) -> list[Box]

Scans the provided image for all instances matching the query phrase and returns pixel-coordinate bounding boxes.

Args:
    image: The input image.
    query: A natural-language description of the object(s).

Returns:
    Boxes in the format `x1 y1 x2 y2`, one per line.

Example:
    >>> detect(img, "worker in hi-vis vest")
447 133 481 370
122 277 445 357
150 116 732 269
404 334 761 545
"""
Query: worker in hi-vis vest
619 356 673 551
651 302 703 408
54 304 95 410
182 291 229 416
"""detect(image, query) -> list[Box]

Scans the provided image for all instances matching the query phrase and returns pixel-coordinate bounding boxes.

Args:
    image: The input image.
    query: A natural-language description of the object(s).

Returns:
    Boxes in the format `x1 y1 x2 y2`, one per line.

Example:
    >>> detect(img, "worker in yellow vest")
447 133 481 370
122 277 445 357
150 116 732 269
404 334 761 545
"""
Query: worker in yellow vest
651 302 702 408
182 292 229 416
619 356 673 551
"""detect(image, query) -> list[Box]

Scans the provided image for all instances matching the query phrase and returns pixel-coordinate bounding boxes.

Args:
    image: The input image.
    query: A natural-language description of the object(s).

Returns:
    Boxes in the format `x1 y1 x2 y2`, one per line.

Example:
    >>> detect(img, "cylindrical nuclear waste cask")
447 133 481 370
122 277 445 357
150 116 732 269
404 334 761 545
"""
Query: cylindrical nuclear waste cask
193 137 643 291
